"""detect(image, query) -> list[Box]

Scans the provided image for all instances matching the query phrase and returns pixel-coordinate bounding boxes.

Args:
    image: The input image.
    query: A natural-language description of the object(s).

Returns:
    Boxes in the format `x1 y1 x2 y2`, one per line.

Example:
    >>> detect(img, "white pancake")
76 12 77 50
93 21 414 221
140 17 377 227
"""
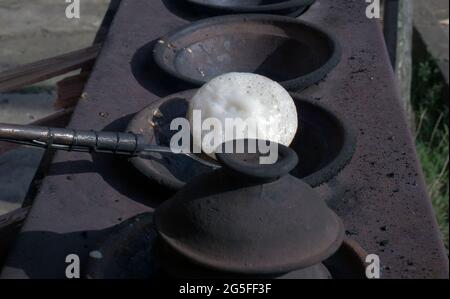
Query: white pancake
188 72 298 157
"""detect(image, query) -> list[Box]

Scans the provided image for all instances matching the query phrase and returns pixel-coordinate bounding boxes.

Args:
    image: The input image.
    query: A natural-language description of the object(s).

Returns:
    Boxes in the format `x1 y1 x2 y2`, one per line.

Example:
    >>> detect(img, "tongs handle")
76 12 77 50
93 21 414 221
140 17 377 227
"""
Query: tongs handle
0 123 146 156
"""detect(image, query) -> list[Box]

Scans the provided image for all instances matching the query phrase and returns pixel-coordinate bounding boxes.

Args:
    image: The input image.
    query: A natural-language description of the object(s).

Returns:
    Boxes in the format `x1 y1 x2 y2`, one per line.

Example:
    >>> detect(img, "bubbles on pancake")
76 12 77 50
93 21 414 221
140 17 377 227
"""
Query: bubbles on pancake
188 72 298 157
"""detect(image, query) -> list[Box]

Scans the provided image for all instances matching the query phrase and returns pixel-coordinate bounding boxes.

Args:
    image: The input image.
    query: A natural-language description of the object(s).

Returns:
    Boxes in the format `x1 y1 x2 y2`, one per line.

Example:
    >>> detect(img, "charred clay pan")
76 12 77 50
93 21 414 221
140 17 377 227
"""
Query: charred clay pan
185 0 315 15
153 14 341 91
85 213 367 279
126 90 355 190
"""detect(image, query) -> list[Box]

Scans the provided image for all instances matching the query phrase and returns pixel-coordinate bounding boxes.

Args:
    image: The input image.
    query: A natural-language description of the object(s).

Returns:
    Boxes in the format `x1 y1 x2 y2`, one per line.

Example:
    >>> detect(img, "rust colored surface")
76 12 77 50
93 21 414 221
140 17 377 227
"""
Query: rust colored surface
1 0 448 278
153 14 341 90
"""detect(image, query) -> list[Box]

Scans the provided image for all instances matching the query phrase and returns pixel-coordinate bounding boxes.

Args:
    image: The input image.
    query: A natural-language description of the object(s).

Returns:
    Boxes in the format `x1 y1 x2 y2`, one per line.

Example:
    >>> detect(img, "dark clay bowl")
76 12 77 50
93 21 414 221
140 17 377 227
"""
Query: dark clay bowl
85 213 367 279
185 0 315 15
153 14 341 91
126 90 355 190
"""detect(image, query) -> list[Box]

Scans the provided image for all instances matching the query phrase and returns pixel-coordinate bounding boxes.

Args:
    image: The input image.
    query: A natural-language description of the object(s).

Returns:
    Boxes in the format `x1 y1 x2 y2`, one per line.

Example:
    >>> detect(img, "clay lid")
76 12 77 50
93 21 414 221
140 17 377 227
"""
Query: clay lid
154 140 344 274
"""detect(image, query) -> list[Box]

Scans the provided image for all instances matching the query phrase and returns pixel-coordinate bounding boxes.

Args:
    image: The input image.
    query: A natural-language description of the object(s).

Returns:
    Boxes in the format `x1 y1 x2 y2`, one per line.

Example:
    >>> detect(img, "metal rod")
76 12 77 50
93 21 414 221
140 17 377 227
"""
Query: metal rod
0 123 145 155
0 123 220 168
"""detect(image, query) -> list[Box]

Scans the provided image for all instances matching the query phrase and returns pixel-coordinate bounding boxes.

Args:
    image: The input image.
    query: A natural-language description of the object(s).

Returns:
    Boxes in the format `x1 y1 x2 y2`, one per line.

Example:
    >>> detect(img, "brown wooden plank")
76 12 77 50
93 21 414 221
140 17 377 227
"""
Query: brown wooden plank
0 208 29 236
30 108 74 127
0 207 30 268
0 44 101 93
54 73 89 109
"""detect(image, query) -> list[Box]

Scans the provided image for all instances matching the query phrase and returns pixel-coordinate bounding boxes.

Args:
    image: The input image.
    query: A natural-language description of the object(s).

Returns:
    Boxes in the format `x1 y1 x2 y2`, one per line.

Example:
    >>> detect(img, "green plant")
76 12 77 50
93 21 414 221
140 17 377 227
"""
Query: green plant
412 56 449 250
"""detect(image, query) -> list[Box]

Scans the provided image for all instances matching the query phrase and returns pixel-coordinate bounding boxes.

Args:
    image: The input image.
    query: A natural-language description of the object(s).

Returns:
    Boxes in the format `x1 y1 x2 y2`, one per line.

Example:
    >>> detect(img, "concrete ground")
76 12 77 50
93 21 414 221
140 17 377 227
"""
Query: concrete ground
0 0 110 215
0 92 56 214
0 0 110 72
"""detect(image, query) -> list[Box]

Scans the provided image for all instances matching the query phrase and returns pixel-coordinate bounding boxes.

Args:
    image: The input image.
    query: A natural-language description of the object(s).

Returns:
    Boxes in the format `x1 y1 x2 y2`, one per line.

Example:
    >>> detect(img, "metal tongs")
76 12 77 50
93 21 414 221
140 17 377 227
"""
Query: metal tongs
0 123 219 168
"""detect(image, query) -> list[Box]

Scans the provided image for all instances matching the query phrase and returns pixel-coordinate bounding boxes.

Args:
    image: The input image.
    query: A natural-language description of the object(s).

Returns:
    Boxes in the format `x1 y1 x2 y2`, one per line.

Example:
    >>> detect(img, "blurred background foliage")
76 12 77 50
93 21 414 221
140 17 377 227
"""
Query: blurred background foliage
412 55 449 250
